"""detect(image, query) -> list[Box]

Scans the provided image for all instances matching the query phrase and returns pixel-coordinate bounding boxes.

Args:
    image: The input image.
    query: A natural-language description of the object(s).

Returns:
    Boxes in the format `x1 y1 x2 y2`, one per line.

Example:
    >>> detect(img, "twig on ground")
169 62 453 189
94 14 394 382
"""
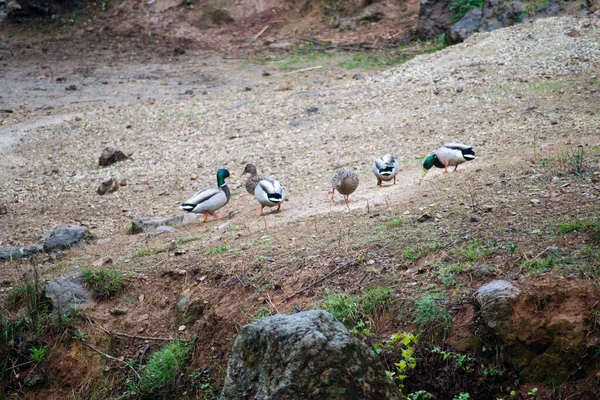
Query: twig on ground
269 66 323 77
112 331 177 342
254 25 269 40
82 342 141 381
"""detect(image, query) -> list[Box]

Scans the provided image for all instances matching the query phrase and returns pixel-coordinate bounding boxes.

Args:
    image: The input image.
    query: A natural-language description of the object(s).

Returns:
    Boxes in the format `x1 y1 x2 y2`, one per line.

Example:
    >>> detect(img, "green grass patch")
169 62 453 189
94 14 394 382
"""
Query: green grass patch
132 247 165 257
133 341 191 396
82 267 128 299
205 245 227 256
386 218 404 228
360 287 393 315
450 239 494 261
523 257 555 273
175 236 202 246
413 295 452 341
557 220 594 234
322 287 393 329
402 239 444 261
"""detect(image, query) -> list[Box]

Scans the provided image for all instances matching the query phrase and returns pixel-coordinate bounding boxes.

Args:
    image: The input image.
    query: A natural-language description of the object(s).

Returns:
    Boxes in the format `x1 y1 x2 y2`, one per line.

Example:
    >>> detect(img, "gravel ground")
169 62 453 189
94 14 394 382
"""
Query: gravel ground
1 16 599 247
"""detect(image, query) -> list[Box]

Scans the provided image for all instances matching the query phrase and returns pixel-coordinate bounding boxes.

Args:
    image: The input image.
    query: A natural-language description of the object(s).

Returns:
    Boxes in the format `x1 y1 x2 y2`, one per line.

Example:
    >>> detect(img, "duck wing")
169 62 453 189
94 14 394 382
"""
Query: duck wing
181 188 222 211
443 143 472 151
256 179 284 203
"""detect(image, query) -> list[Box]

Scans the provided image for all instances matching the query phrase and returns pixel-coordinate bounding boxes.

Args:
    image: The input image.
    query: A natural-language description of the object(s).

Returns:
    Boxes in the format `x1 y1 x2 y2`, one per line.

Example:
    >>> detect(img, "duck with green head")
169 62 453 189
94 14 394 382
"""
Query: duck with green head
423 143 476 175
180 168 234 222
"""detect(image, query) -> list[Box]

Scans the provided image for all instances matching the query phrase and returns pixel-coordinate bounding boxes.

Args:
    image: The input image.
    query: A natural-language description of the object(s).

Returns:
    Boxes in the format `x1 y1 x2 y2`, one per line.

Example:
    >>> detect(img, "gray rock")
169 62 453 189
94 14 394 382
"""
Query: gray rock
130 216 183 234
150 225 176 236
43 226 93 253
0 245 42 262
97 178 120 195
45 273 93 315
23 371 44 387
220 310 403 400
475 280 520 327
418 0 453 39
447 7 483 44
447 0 526 44
173 293 206 327
98 146 129 166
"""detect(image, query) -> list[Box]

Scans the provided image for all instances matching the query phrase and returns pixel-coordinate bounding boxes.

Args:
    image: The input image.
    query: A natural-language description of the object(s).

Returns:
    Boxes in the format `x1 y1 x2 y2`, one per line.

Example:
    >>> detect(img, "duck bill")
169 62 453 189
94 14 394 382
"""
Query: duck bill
422 168 429 177
229 174 238 179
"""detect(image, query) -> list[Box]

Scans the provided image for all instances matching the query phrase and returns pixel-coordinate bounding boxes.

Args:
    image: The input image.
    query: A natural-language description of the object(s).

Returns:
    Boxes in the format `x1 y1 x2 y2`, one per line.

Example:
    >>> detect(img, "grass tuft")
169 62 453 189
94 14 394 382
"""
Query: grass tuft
413 295 452 341
133 341 191 396
82 267 128 299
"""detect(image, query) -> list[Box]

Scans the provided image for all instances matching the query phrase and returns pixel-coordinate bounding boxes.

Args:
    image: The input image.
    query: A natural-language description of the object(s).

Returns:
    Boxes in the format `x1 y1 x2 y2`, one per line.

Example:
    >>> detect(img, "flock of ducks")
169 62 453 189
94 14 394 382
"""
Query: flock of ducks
180 143 476 222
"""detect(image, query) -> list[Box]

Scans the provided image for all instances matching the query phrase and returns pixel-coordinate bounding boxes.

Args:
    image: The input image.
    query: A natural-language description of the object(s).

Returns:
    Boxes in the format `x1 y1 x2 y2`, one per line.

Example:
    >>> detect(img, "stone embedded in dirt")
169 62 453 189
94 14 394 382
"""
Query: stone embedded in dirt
23 371 44 387
110 308 127 316
151 225 176 236
475 280 519 328
45 273 93 315
306 106 319 115
220 310 403 400
416 213 432 223
98 146 130 167
184 89 194 95
97 178 120 195
43 225 94 253
0 245 42 262
545 246 563 257
65 84 77 90
130 215 185 234
92 257 113 267
173 293 206 327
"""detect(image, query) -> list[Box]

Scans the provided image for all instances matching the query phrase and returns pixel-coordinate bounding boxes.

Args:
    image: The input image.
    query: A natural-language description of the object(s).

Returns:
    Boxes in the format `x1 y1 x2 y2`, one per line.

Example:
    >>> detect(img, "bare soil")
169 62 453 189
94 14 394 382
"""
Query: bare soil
1 2 600 398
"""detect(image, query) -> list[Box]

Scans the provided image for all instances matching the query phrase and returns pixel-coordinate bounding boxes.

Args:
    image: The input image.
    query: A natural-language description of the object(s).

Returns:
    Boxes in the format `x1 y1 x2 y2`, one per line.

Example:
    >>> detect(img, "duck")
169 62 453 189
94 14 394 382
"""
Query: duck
180 168 233 222
241 164 265 195
330 167 359 204
372 154 400 187
254 178 285 216
423 143 476 175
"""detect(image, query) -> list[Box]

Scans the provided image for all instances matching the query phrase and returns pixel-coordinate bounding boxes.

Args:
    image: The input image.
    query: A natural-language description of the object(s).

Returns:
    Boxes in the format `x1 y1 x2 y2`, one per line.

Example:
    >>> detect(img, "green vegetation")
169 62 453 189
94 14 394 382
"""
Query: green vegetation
29 345 47 362
205 245 228 256
381 332 419 390
450 0 483 22
402 239 444 261
255 307 271 319
175 236 202 245
132 341 191 396
386 218 404 228
450 239 494 261
322 287 393 331
82 267 128 299
132 247 165 257
413 295 452 341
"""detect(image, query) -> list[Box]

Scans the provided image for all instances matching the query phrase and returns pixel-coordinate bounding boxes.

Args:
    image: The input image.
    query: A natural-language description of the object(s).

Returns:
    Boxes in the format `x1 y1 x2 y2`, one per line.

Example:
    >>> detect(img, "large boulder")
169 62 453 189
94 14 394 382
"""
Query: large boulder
447 0 526 44
220 310 403 400
417 0 453 39
43 226 94 253
45 273 93 315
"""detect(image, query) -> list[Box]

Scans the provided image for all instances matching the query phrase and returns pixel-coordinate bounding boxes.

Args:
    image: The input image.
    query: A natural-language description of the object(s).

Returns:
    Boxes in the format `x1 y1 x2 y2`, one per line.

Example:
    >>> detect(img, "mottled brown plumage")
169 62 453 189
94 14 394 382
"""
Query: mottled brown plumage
241 164 266 195
330 167 359 203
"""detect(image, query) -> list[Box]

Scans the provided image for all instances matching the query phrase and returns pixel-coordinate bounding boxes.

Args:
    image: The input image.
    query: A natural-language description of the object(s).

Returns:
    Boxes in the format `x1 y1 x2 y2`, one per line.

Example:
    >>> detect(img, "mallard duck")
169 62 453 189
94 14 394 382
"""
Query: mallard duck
180 168 233 222
423 143 476 175
330 167 359 204
372 154 400 187
254 178 285 216
241 164 265 195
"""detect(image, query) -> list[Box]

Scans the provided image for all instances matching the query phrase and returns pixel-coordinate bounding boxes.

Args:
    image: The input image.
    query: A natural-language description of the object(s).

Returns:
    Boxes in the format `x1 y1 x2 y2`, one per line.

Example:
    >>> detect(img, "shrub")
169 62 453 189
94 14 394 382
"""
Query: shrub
82 268 128 299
